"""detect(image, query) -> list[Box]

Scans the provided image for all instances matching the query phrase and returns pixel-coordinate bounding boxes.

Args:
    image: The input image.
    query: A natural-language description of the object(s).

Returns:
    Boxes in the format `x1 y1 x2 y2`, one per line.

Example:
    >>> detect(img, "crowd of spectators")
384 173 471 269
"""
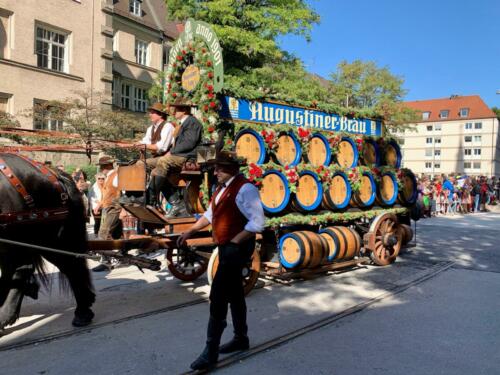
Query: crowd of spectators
417 174 499 217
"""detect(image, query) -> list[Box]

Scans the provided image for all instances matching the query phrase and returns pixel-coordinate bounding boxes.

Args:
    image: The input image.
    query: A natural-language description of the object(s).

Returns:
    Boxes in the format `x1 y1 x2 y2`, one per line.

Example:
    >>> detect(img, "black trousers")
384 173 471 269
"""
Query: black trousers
209 239 254 337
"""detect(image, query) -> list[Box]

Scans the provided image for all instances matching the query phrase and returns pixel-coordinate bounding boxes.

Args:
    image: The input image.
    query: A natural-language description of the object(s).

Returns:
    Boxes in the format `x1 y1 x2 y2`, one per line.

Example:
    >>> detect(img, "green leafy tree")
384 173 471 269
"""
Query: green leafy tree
492 107 500 120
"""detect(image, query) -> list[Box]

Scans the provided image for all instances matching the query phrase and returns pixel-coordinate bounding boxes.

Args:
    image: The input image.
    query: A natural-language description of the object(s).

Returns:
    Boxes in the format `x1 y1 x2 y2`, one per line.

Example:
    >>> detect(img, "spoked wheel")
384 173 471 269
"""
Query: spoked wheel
165 247 209 281
367 213 402 266
207 247 261 296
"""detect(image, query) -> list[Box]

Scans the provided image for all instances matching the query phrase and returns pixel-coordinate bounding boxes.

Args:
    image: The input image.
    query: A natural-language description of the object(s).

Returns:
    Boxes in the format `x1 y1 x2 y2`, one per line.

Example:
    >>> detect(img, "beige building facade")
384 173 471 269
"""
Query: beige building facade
0 0 178 129
395 95 500 177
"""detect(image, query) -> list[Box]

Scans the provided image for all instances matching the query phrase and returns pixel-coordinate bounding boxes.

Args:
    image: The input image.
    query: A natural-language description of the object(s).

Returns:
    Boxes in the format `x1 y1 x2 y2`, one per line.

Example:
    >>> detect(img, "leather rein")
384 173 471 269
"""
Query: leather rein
0 154 70 226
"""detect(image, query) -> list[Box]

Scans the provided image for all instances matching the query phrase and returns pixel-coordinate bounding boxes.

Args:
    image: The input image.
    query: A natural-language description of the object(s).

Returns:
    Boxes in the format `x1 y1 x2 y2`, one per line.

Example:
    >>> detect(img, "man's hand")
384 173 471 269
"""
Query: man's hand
177 231 193 248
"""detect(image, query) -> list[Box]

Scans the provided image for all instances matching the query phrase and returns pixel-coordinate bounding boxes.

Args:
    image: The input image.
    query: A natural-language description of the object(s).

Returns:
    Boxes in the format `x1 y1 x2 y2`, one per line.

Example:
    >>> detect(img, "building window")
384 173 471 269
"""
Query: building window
464 136 472 143
464 149 472 156
434 149 441 157
434 137 441 144
0 94 10 113
435 124 442 131
426 125 433 131
464 162 471 169
439 110 449 119
474 135 482 143
35 26 68 73
425 149 432 157
434 163 441 169
0 10 12 59
33 99 64 131
121 83 131 109
473 148 481 156
425 162 432 169
460 108 469 117
129 0 142 16
473 162 481 169
474 122 482 129
113 32 118 52
422 111 430 120
134 87 148 112
135 39 148 65
464 122 472 130
426 137 433 144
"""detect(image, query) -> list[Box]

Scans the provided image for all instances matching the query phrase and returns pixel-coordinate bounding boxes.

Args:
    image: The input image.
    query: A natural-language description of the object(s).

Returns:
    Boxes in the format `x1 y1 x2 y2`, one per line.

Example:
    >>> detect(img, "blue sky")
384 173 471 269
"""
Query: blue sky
279 0 500 107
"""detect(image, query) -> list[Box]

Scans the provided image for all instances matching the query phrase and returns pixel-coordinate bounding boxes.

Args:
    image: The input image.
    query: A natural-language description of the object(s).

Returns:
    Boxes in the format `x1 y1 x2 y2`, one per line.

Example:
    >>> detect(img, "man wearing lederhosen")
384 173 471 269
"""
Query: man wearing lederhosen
177 151 265 371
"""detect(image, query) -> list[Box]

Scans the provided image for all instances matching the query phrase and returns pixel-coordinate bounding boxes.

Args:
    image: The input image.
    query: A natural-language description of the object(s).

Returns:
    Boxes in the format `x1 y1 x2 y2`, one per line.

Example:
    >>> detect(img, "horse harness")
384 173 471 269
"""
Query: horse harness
0 154 70 226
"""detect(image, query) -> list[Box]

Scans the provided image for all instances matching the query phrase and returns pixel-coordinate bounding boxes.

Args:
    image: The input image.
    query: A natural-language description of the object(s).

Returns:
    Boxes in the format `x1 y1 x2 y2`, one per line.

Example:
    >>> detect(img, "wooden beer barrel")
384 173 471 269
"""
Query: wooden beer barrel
398 169 418 206
259 170 291 214
305 133 331 167
235 129 267 165
291 171 323 212
361 138 381 167
383 140 402 168
319 226 361 262
322 171 352 210
376 172 399 206
275 131 302 167
279 231 327 270
350 171 376 208
336 137 359 168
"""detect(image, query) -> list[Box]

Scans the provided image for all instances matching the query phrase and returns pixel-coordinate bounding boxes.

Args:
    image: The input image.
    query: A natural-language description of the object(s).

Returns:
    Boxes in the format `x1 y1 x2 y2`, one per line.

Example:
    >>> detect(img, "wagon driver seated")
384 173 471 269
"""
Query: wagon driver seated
149 98 203 218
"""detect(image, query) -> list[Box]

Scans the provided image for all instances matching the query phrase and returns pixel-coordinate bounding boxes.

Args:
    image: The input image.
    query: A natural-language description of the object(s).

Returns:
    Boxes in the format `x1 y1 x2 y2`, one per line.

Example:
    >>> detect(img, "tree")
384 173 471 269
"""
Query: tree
329 60 418 130
492 107 500 120
0 111 20 128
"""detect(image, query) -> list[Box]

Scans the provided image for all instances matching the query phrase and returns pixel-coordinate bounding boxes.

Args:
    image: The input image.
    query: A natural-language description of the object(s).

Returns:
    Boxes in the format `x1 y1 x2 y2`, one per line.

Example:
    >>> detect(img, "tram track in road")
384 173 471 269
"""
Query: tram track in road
182 260 455 375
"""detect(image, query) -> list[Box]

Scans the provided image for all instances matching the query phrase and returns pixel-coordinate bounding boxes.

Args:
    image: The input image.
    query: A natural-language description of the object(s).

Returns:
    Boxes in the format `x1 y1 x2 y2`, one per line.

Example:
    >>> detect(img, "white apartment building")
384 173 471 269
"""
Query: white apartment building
0 0 179 129
395 95 499 177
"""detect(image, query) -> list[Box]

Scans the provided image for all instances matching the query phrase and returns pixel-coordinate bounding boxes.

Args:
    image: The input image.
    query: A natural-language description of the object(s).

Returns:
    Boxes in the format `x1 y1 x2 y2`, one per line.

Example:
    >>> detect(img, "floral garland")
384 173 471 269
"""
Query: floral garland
164 40 220 142
265 207 408 228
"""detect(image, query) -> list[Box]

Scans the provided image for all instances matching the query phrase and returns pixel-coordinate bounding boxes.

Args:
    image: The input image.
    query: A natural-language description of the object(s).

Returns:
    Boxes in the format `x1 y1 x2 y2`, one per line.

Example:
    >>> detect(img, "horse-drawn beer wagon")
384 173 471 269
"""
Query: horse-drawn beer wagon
86 18 419 296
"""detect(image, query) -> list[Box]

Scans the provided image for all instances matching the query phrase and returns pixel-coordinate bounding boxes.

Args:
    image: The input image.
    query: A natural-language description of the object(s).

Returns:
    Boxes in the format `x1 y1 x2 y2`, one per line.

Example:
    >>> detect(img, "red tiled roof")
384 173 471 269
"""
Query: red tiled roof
404 95 496 122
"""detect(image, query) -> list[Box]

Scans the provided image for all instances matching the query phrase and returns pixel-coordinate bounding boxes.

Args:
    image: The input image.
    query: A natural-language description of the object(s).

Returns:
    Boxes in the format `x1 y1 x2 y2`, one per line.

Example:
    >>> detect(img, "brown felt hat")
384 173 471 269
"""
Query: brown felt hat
147 102 169 115
170 97 194 108
206 151 246 166
97 155 115 166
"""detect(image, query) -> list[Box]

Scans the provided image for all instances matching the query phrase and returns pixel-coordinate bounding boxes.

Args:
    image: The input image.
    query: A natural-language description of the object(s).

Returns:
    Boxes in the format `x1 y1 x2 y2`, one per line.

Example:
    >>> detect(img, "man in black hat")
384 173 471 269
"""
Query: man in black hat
177 151 265 371
152 98 203 217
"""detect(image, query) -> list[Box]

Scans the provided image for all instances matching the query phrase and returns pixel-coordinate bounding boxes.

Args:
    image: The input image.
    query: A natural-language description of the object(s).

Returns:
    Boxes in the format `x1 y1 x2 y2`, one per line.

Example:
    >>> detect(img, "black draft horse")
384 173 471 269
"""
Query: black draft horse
0 153 95 330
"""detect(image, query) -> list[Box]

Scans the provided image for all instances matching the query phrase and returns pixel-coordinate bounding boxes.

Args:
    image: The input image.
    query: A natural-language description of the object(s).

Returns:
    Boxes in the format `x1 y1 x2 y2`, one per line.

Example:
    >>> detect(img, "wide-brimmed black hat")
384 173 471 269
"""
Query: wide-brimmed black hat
170 97 194 108
206 151 246 166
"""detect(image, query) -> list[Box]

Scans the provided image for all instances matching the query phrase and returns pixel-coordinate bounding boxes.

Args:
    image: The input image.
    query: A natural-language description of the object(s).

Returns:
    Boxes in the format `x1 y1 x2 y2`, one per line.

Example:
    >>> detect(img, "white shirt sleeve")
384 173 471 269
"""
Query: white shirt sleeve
89 183 102 209
203 204 213 223
140 126 152 144
236 183 265 233
156 122 175 153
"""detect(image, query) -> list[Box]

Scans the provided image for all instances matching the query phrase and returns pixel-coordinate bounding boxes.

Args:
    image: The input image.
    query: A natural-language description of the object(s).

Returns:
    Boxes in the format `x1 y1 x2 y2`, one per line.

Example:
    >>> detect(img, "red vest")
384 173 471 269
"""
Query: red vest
211 174 249 245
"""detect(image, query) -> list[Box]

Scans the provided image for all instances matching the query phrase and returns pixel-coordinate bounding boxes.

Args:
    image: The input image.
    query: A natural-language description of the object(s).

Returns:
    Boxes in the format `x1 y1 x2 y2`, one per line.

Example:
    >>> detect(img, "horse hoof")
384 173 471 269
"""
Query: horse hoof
72 309 94 327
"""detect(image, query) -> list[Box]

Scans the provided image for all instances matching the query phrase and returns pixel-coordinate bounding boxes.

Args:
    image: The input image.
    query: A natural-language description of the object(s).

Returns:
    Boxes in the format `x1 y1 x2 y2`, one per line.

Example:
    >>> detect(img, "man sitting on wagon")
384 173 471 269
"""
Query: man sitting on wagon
150 97 203 217
134 102 175 169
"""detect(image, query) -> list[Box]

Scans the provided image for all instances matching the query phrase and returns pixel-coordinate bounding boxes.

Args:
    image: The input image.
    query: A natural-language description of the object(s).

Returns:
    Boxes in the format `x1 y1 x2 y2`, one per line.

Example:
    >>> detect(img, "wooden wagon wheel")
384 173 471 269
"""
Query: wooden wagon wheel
165 247 209 281
367 213 402 266
207 247 261 296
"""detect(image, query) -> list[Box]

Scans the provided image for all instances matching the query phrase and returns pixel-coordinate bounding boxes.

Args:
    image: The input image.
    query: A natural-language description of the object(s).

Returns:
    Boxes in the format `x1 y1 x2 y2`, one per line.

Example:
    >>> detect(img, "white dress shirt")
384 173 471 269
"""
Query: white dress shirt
140 120 175 153
203 175 265 233
88 182 103 211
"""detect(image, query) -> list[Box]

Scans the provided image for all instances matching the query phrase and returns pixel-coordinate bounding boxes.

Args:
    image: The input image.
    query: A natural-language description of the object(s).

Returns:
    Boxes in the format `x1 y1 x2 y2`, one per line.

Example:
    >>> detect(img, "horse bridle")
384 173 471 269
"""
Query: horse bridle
0 154 70 226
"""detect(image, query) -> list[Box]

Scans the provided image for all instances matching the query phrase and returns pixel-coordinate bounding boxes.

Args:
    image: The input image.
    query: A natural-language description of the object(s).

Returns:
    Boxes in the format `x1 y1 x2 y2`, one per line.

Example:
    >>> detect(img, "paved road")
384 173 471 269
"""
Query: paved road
0 213 499 374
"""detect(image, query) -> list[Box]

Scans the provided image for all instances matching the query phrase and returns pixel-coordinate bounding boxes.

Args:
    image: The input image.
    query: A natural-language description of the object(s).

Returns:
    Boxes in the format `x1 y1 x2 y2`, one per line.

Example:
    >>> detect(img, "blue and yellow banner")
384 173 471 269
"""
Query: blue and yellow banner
219 96 382 137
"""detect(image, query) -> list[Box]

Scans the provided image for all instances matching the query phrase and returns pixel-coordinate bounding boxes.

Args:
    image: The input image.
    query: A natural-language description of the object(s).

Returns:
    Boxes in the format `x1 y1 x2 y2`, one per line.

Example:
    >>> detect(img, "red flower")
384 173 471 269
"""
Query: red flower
297 127 310 138
226 139 233 145
356 138 363 144
349 173 354 178
176 55 182 61
284 165 289 170
172 93 177 98
352 168 357 173
267 142 273 149
208 92 214 99
373 167 380 175
209 101 216 108
203 105 209 112
248 175 255 181
182 49 187 55
206 84 214 92
202 48 207 53
261 130 266 136
207 126 215 133
207 61 212 67
255 181 262 187
208 72 214 79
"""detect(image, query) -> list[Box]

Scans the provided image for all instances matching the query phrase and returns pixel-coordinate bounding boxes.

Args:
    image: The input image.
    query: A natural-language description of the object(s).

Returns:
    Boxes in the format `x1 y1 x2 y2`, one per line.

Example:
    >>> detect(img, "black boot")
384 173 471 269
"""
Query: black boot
190 318 227 371
219 303 249 354
148 175 171 210
165 189 189 218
